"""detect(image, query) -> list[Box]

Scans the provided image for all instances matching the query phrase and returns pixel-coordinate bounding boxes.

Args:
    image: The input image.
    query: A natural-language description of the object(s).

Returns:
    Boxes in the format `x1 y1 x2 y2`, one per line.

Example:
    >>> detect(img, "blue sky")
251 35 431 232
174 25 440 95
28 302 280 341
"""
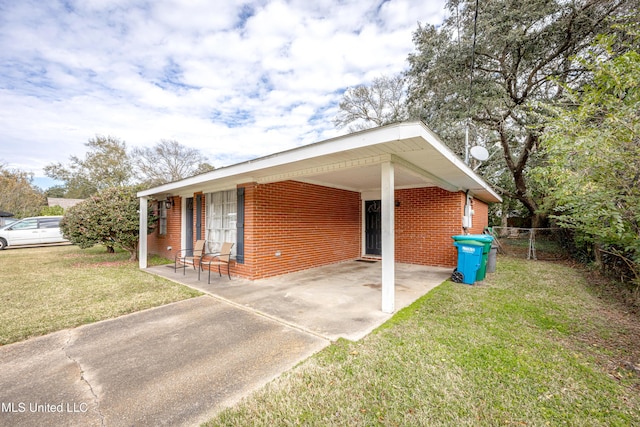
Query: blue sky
0 0 447 188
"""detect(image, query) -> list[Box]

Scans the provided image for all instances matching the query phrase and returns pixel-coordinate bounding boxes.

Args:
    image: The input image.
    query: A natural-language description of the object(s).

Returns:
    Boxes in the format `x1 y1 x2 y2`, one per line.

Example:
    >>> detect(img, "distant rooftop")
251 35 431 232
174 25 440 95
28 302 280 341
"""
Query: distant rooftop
47 198 85 209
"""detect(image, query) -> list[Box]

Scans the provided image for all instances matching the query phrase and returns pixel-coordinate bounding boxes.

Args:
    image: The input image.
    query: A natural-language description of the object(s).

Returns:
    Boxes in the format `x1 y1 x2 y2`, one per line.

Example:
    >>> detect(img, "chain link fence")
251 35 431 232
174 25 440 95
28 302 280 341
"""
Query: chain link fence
487 227 570 261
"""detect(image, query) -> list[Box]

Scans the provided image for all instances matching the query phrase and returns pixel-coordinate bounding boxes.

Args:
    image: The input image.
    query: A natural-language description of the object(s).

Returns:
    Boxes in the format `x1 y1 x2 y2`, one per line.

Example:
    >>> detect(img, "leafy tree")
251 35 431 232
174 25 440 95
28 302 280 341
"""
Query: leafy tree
0 163 46 217
45 135 133 198
45 185 66 198
131 139 215 187
40 205 64 216
61 193 114 253
535 28 640 283
404 0 631 226
61 186 156 260
333 75 409 132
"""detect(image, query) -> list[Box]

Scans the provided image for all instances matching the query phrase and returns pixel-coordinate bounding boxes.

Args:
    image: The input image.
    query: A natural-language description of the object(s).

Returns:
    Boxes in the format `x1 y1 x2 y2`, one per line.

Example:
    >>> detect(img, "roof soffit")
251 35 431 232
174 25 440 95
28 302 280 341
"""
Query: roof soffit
138 122 501 203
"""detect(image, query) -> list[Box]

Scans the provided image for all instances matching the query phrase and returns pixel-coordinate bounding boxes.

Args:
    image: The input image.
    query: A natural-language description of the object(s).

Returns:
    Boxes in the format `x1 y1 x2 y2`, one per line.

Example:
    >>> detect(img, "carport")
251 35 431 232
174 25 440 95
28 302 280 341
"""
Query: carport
146 260 453 341
139 121 501 314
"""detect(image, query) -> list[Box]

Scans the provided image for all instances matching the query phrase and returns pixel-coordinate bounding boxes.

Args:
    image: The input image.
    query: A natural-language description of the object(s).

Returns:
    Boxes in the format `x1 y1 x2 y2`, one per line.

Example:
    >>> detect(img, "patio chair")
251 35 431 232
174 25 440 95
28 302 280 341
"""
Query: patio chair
200 242 234 284
175 240 206 275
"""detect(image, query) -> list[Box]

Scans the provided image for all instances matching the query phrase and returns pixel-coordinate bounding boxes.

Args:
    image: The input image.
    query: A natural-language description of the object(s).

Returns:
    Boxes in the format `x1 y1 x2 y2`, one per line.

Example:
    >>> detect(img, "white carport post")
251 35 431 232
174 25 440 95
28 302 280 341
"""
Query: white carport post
381 161 395 313
139 196 148 269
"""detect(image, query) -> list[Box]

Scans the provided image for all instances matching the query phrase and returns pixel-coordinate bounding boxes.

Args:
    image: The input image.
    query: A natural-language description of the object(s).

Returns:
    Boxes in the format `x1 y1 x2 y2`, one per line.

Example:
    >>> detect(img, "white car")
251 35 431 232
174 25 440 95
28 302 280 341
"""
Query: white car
0 216 68 250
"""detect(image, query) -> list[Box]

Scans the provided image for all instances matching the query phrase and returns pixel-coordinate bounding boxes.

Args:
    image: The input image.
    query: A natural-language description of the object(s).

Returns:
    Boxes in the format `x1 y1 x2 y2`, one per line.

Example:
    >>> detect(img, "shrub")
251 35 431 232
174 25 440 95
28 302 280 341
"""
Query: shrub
61 186 157 260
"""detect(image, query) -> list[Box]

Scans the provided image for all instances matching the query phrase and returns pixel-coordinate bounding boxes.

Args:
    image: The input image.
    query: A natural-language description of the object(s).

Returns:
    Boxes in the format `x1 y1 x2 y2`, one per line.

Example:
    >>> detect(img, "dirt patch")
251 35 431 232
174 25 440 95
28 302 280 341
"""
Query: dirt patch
571 267 640 390
575 314 640 390
583 268 640 315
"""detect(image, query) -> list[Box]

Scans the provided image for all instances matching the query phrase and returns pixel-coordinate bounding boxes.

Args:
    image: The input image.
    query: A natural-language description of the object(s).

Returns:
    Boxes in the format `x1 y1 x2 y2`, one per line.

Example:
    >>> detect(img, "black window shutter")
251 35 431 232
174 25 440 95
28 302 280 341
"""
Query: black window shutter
236 187 245 264
196 194 202 241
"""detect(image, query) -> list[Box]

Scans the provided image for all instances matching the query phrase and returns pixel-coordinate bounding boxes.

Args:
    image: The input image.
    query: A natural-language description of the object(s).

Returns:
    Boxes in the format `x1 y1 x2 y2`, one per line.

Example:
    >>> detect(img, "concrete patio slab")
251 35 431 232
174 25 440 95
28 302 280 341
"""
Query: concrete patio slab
148 260 452 341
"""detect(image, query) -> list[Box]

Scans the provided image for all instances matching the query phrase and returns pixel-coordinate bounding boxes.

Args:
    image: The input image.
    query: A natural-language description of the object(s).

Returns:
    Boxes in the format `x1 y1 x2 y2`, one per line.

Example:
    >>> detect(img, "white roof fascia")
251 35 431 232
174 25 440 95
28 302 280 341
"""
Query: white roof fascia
137 121 502 203
137 124 416 198
414 124 502 202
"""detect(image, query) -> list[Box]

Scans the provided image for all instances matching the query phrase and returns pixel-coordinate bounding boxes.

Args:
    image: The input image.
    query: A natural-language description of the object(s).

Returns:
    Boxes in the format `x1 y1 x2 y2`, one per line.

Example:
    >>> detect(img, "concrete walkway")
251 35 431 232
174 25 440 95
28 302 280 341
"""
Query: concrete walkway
0 261 450 426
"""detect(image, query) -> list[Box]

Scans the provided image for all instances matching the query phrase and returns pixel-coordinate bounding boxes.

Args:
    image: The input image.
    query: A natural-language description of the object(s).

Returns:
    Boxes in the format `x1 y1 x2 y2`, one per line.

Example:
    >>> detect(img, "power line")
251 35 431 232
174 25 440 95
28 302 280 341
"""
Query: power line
464 0 480 165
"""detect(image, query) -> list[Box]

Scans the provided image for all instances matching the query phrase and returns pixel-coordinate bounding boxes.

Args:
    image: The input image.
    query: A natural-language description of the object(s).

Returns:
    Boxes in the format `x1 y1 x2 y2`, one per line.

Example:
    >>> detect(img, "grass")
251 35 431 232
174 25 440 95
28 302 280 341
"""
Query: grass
2 246 638 424
205 257 640 426
0 245 202 345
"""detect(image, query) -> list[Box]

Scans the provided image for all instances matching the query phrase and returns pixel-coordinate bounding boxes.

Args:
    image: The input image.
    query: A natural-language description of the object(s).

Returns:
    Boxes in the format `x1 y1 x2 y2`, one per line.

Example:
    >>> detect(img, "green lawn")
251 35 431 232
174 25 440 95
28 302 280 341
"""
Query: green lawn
0 245 201 345
2 246 638 425
206 257 640 426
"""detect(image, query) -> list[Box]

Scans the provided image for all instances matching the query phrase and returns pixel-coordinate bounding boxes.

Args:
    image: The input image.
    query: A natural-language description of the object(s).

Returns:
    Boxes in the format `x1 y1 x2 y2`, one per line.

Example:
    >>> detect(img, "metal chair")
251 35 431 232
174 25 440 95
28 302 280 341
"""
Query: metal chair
175 240 206 275
200 242 234 283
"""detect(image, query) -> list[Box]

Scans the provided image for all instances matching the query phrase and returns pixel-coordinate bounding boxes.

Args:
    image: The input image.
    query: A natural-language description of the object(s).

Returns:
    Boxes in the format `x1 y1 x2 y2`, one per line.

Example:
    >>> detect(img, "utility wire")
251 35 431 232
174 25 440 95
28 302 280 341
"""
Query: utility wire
464 0 480 165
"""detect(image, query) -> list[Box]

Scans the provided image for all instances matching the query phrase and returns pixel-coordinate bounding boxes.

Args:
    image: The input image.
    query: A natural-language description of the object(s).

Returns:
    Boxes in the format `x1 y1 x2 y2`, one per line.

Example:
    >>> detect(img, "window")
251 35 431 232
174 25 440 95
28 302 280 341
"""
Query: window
38 218 61 229
205 190 237 255
10 219 37 230
159 202 167 235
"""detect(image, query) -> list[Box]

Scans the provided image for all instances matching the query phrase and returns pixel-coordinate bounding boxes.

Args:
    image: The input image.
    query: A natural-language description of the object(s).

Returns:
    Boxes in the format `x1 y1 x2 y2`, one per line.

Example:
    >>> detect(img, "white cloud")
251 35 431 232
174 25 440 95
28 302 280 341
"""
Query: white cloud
0 0 448 184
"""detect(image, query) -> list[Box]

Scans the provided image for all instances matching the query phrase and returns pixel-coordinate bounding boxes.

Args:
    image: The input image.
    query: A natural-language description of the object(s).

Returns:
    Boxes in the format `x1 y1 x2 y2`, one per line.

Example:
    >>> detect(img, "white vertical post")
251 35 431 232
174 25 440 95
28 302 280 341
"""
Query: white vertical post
381 161 395 313
139 196 148 269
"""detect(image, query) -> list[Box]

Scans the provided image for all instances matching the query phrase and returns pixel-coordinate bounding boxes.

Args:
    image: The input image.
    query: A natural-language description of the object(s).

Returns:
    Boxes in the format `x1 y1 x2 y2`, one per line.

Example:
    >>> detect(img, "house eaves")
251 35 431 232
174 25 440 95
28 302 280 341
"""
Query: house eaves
137 121 502 204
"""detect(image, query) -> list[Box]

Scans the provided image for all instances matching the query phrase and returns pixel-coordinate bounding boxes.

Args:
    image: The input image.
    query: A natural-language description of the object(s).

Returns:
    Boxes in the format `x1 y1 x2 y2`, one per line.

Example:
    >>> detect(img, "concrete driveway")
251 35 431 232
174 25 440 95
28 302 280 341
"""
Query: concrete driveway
0 261 450 426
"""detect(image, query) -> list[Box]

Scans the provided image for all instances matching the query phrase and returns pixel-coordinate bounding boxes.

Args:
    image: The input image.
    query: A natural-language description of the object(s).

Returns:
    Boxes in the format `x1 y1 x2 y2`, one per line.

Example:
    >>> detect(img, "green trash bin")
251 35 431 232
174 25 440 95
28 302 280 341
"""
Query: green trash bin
452 234 494 281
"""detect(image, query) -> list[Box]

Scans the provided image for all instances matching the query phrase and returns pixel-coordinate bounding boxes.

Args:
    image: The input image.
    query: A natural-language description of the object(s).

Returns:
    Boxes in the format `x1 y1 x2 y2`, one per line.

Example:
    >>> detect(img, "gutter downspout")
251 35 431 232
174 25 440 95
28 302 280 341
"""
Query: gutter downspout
462 190 473 233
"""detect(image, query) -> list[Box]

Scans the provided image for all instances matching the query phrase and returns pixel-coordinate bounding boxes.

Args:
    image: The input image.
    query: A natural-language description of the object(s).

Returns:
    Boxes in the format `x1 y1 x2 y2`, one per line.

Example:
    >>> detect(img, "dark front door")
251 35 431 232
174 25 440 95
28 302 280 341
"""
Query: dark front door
365 200 382 256
185 198 194 253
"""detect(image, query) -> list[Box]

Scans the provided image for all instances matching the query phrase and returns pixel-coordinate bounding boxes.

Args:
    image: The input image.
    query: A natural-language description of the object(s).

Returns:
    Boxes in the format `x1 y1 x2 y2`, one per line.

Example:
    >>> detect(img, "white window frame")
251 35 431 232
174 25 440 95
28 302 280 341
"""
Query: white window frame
205 190 237 255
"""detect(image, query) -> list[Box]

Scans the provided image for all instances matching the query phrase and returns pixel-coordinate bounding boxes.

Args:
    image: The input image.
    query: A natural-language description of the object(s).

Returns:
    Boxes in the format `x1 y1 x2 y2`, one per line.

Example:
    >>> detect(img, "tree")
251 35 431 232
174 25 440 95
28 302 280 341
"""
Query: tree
40 205 64 216
0 163 46 217
333 74 408 132
61 186 157 260
45 185 66 198
131 139 214 187
535 28 640 283
45 135 133 198
404 0 632 226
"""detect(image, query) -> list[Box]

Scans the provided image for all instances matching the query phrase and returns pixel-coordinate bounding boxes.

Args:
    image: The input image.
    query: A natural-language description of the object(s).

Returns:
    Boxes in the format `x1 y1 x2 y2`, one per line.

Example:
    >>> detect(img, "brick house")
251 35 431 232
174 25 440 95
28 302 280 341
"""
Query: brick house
138 121 501 312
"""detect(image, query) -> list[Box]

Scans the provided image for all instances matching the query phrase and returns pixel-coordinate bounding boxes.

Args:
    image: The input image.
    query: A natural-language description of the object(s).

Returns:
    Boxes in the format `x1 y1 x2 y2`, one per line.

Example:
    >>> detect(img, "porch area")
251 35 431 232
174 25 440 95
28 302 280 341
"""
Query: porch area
146 260 452 341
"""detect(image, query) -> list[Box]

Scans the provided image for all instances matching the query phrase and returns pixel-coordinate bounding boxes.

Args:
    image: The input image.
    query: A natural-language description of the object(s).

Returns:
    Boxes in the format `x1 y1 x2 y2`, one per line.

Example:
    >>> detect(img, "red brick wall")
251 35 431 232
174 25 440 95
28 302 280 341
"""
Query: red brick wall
146 196 182 261
469 198 489 234
393 189 489 267
145 185 492 276
233 180 361 279
395 187 466 267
